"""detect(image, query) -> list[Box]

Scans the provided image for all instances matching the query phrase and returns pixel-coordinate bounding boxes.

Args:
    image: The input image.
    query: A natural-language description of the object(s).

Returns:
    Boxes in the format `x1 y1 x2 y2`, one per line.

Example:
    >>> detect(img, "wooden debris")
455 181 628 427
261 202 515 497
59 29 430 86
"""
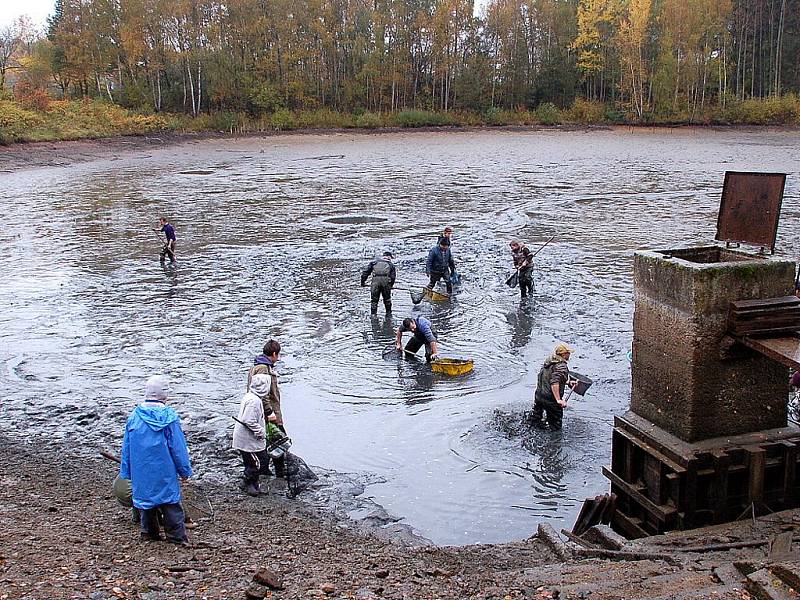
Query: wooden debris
728 296 800 336
573 547 682 566
537 523 572 561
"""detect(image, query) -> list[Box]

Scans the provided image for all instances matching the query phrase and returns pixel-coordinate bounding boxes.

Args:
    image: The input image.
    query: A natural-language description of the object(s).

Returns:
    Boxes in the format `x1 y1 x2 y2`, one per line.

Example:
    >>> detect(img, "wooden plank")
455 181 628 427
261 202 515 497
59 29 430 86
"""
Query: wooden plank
731 296 800 310
602 467 677 521
711 449 730 524
745 445 766 504
611 510 649 539
738 335 800 370
612 426 687 475
781 441 797 507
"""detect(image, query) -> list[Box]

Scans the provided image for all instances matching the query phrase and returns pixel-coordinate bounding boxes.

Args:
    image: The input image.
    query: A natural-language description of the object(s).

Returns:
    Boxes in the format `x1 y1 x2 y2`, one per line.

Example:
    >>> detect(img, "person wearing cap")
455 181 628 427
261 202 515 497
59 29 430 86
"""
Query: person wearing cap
233 373 279 496
246 339 286 477
396 315 439 362
361 251 397 315
426 236 456 294
119 375 193 544
531 344 577 431
509 240 534 299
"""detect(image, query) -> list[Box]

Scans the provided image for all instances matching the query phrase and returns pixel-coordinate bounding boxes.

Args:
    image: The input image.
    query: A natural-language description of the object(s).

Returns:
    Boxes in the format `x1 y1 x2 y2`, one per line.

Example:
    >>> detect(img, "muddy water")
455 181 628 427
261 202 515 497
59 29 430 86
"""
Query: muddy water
1 129 798 545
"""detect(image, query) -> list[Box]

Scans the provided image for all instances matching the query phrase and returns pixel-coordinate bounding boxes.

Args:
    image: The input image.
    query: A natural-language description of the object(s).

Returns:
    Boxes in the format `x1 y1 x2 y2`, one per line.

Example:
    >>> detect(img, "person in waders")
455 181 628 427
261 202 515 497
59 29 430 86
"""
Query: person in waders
532 343 577 431
246 340 286 478
361 251 396 315
155 217 176 264
510 240 534 299
396 315 439 362
232 373 279 496
120 375 192 545
426 236 456 294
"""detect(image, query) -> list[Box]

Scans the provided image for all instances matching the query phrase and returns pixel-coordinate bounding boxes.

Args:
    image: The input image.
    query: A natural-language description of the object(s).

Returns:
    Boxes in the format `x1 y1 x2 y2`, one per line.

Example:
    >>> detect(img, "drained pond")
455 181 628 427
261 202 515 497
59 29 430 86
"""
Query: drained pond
1 128 798 545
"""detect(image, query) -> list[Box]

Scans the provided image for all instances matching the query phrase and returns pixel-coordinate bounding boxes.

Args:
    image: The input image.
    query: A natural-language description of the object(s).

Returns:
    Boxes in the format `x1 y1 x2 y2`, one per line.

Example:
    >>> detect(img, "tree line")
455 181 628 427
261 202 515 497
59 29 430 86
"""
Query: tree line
3 0 799 120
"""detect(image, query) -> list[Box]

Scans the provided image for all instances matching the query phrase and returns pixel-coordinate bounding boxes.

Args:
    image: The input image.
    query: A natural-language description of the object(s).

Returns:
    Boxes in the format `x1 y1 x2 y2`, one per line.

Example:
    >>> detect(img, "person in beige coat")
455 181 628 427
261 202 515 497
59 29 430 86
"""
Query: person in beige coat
233 374 277 495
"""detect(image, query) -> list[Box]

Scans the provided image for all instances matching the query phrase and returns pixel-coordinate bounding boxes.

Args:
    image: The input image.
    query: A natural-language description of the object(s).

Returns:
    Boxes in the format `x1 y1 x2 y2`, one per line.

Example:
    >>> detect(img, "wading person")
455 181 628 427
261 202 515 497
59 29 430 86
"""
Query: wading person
246 339 286 477
396 315 439 362
233 373 279 496
361 251 396 315
426 236 456 294
120 375 192 545
510 240 534 299
155 217 176 264
531 344 577 431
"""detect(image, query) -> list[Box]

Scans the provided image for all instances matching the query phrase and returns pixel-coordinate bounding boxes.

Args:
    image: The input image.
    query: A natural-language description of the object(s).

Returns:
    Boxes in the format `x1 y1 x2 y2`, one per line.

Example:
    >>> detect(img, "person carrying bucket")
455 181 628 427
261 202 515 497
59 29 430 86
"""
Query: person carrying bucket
531 343 578 431
361 251 396 315
246 340 287 478
396 315 439 362
426 237 456 294
509 240 534 299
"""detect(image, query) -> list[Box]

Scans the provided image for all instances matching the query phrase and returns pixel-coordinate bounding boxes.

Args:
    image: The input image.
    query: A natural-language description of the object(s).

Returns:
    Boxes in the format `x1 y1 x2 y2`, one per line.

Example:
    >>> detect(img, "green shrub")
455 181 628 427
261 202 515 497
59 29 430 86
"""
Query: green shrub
295 109 355 128
355 111 382 128
269 108 296 130
534 102 562 125
393 109 456 127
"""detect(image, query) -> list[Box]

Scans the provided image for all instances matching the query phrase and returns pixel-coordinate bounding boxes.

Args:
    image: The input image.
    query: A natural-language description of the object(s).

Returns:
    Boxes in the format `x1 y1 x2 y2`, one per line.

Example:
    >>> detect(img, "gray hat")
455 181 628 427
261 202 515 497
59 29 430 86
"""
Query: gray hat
145 375 170 400
250 373 271 397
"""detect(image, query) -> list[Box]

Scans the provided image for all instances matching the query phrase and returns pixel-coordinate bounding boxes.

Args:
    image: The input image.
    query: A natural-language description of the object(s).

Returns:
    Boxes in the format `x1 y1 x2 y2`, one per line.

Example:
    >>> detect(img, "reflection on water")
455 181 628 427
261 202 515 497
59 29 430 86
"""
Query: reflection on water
1 129 798 545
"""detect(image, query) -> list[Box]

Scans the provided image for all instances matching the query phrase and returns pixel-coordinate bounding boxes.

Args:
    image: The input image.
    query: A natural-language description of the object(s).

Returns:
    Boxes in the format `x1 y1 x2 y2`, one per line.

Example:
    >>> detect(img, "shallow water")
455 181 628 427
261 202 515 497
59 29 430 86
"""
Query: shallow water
1 128 798 545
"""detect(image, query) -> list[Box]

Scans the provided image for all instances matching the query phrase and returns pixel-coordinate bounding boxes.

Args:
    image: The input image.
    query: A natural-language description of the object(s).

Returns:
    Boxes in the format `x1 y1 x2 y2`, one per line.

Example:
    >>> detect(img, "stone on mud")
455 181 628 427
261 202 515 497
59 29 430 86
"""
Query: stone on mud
253 566 284 589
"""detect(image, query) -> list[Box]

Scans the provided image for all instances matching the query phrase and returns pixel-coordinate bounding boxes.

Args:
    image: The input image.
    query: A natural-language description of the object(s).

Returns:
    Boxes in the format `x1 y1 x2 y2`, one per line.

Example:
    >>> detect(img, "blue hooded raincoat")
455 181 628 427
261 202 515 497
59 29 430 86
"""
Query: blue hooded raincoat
120 402 193 509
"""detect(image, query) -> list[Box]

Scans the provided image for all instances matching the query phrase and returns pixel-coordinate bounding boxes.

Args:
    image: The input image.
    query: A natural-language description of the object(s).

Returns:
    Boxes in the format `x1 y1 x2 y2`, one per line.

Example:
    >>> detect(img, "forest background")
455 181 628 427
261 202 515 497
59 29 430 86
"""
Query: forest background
1 0 799 144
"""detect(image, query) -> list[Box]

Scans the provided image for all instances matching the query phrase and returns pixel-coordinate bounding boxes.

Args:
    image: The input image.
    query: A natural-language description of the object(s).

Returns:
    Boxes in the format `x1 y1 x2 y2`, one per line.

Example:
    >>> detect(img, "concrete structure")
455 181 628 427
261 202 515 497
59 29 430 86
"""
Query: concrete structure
631 245 795 442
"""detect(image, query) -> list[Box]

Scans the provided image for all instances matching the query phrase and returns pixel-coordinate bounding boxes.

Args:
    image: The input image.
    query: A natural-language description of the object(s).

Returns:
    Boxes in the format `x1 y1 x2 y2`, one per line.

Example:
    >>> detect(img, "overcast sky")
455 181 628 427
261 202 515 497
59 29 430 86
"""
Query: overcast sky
0 0 489 31
0 0 53 30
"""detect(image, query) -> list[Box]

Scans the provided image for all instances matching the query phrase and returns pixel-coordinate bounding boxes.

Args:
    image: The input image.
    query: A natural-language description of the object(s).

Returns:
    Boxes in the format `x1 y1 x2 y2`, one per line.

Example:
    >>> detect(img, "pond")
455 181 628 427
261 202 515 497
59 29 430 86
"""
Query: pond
1 127 798 545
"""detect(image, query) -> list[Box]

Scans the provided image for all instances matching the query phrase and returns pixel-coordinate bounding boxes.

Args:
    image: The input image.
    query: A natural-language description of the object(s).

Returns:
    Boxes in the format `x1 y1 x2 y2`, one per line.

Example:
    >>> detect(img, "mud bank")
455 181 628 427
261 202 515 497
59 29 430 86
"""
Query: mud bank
4 124 798 173
3 436 800 599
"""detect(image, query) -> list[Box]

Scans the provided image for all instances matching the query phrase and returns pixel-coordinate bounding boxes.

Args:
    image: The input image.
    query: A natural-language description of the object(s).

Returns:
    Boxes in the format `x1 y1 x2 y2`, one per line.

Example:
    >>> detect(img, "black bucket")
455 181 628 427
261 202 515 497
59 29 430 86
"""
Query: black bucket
569 372 593 396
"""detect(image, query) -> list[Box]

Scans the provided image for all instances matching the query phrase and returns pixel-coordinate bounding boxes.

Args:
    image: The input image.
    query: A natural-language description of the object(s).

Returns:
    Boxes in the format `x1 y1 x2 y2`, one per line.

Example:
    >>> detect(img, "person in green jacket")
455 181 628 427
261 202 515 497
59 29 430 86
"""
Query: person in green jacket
361 251 397 315
531 343 577 431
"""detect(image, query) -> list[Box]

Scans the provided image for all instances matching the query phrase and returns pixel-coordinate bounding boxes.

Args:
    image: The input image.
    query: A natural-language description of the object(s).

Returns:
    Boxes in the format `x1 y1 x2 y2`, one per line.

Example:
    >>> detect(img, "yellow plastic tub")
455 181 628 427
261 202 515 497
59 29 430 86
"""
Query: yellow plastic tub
422 286 450 302
431 358 474 376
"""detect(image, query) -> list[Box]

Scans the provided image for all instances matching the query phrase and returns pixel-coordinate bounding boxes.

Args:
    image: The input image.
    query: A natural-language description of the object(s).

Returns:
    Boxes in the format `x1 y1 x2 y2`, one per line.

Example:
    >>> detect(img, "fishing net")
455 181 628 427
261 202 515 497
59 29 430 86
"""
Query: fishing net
285 452 318 498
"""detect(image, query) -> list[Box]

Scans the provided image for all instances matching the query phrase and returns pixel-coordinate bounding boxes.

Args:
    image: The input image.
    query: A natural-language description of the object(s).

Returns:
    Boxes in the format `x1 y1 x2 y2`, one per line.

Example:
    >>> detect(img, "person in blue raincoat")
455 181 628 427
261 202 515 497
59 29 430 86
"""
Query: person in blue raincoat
120 374 193 545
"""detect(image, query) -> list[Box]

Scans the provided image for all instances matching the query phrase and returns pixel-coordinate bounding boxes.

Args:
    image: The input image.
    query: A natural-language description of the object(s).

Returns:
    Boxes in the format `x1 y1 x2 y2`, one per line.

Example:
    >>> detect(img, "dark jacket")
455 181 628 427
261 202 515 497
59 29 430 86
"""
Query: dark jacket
426 246 455 275
361 258 396 286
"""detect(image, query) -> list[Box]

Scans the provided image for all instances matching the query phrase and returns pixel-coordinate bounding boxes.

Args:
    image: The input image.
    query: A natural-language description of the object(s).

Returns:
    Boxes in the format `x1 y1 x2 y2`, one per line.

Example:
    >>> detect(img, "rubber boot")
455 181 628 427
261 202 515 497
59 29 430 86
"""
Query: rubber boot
370 301 378 315
244 483 261 496
384 300 392 314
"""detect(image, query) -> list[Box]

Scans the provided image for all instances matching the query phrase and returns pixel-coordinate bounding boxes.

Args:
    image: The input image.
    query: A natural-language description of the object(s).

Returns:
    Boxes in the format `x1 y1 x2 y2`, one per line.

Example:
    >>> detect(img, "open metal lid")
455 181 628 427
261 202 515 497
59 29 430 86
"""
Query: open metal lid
715 171 786 254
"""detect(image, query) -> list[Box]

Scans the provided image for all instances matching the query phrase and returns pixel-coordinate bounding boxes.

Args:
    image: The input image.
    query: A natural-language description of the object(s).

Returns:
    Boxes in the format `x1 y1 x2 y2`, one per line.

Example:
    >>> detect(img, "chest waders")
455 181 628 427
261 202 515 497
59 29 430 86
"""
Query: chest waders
532 363 565 430
370 259 393 314
513 248 533 298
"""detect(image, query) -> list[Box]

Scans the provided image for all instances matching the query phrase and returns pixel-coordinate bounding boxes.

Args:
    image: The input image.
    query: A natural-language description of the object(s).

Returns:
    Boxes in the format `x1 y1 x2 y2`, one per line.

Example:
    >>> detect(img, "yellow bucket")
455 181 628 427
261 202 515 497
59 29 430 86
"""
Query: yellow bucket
422 286 450 302
431 358 474 376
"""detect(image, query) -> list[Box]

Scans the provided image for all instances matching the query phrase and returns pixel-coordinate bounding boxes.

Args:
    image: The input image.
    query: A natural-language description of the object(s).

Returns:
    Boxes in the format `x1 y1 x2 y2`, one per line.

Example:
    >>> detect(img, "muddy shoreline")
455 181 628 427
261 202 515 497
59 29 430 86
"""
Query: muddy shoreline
2 434 798 599
2 124 798 173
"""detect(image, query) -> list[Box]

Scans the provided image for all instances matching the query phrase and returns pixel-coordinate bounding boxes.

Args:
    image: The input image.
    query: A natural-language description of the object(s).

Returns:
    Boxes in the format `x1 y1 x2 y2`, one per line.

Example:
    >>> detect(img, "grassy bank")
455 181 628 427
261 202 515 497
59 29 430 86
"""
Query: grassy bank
2 96 799 145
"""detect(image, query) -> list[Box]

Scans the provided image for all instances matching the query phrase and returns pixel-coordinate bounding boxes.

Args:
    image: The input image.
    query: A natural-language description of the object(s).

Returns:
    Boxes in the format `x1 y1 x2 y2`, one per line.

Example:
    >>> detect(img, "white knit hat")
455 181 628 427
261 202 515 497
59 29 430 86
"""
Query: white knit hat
250 373 271 397
145 374 170 400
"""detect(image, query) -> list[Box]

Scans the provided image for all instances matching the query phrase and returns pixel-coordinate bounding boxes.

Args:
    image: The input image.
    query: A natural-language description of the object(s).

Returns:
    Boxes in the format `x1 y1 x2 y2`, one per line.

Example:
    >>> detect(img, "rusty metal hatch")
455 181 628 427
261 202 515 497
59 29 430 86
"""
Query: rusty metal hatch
715 171 786 254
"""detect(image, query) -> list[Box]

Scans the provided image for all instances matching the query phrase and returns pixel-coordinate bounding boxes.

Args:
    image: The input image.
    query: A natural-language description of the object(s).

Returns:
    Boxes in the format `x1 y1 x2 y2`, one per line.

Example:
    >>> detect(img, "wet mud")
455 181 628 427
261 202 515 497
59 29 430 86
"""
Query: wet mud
1 128 798 545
